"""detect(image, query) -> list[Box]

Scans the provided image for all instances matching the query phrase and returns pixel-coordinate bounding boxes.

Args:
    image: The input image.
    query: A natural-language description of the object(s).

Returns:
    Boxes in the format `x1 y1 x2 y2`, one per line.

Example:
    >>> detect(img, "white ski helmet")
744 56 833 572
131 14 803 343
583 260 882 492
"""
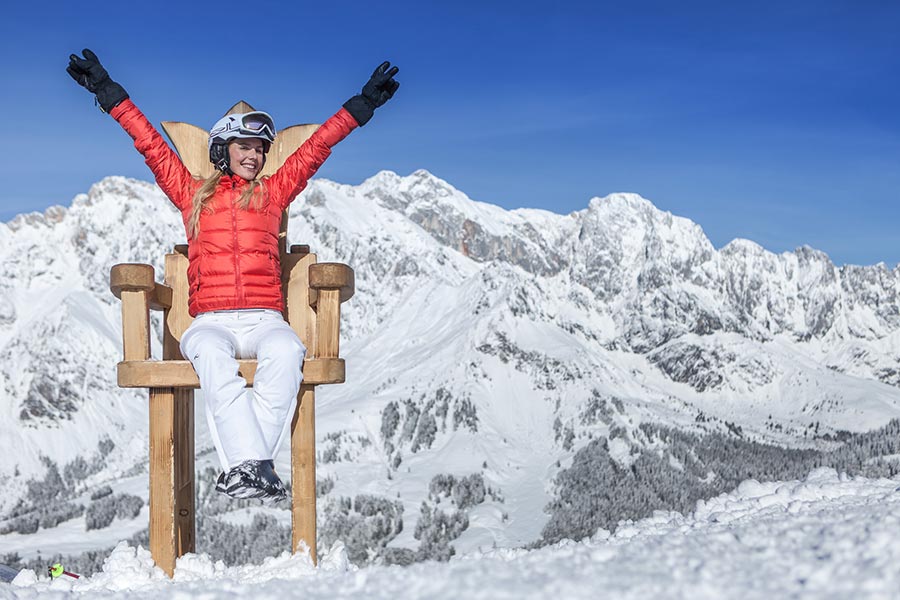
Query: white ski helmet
208 111 277 174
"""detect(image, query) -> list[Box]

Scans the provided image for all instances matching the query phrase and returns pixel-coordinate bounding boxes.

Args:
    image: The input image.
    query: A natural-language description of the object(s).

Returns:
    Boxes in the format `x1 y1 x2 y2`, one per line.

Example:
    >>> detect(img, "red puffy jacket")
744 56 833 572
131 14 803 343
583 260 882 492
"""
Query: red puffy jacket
111 100 357 316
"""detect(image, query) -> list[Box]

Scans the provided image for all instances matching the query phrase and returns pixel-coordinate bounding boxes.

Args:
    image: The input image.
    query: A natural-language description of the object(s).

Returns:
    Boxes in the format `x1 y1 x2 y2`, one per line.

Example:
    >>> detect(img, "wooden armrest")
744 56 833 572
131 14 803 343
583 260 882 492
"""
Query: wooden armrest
309 263 355 305
307 263 353 359
110 264 167 361
109 264 173 310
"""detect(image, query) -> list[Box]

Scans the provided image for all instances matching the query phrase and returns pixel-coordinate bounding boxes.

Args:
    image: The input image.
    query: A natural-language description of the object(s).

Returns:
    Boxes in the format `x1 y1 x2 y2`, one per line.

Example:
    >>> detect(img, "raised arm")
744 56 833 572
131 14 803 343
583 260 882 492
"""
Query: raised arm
68 49 194 212
267 62 400 209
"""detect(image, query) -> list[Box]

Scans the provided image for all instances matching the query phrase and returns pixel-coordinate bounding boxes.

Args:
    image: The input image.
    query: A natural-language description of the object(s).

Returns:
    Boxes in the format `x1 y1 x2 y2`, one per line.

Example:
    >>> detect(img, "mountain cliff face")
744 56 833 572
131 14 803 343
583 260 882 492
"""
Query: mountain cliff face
1 170 899 561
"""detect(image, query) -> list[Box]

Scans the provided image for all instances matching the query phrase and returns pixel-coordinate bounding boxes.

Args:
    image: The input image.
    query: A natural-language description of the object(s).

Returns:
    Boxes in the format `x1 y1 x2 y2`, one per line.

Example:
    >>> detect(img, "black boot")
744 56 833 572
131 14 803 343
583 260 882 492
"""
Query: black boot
218 459 286 502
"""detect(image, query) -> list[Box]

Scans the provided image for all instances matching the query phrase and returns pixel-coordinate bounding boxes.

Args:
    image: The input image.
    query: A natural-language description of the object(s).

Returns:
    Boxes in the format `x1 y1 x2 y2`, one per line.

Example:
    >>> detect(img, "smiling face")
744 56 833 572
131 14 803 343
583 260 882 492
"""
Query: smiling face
228 138 266 180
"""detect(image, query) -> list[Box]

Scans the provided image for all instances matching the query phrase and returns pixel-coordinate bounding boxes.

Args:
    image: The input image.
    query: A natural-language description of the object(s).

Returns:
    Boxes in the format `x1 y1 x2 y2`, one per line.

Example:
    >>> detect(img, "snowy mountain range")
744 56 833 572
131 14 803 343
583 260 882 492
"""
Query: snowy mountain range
2 170 900 568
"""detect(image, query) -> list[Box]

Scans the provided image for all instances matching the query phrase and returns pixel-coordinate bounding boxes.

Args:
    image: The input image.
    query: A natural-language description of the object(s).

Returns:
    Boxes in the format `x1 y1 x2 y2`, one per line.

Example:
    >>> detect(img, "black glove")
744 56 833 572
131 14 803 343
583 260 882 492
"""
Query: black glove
343 61 400 126
67 49 129 113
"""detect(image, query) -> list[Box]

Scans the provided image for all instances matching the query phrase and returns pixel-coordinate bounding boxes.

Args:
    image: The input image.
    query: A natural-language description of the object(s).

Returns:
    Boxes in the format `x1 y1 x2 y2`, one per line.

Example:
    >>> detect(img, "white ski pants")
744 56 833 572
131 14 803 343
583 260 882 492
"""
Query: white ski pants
180 309 306 472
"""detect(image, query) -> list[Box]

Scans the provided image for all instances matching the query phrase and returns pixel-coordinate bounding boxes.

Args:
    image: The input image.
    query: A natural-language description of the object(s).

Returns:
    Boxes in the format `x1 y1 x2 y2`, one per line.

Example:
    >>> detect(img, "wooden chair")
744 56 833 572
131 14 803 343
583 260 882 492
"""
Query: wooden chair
108 102 354 577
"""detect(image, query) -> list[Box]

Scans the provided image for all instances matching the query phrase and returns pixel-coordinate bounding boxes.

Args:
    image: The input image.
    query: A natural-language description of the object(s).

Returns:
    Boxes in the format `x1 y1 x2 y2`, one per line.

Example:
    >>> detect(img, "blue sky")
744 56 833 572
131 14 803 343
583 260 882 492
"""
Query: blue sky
3 0 899 265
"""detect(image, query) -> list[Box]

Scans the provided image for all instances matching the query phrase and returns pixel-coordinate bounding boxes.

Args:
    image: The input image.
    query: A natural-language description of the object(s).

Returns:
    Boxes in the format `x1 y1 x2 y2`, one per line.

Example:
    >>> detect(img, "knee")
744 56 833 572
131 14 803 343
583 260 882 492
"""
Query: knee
286 338 307 363
262 335 306 365
181 327 235 363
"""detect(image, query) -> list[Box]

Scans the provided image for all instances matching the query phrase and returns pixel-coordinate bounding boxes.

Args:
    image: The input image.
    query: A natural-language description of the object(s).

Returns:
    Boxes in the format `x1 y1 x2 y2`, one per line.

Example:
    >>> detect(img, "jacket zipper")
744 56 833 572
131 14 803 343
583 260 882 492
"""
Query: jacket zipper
231 179 244 306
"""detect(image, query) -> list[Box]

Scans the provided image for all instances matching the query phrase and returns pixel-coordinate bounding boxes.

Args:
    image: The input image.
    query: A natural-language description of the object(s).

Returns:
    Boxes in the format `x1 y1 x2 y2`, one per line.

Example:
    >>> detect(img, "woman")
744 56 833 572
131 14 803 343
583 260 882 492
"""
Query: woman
67 49 399 502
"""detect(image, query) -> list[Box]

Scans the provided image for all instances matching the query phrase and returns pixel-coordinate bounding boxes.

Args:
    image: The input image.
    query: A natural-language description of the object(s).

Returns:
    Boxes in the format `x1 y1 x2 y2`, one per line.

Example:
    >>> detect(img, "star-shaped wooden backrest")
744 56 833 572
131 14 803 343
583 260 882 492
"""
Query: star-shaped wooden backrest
160 101 321 248
160 101 321 179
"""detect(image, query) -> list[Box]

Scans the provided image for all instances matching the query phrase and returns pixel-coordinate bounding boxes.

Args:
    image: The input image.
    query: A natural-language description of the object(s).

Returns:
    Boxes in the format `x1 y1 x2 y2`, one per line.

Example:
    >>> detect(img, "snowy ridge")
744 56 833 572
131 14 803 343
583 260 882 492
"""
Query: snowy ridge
1 170 900 565
7 468 900 598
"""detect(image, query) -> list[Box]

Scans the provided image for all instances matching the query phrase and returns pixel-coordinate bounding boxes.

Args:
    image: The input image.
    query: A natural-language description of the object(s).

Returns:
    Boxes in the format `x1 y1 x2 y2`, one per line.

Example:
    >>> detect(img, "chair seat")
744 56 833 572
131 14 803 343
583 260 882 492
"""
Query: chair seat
116 358 345 388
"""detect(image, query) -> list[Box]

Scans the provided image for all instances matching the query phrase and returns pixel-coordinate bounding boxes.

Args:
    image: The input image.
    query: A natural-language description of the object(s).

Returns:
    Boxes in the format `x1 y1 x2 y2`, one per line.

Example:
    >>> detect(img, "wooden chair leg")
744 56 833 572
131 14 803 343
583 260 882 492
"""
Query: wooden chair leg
291 385 317 563
149 387 195 577
173 389 195 559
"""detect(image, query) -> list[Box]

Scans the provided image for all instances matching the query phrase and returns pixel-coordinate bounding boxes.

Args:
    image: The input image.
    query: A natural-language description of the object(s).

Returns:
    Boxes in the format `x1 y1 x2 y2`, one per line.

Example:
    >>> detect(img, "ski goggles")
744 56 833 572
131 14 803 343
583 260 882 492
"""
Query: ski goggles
211 111 277 143
238 112 276 141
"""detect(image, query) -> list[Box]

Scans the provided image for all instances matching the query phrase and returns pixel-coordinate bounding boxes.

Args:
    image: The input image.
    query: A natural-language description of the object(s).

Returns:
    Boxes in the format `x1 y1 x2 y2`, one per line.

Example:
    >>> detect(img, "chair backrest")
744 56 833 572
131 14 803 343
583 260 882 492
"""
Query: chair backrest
161 248 190 359
160 101 321 179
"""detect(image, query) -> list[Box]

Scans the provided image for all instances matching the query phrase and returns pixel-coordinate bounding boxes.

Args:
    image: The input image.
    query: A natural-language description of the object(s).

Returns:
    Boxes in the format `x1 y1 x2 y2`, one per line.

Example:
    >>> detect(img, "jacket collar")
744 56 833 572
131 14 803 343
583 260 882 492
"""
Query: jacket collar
218 173 253 189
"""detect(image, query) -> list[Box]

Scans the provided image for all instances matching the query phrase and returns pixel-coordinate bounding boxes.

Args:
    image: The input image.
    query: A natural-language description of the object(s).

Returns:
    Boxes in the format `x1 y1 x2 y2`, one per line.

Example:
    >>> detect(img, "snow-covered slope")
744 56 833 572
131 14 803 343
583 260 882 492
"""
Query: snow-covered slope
7 468 900 599
1 170 900 562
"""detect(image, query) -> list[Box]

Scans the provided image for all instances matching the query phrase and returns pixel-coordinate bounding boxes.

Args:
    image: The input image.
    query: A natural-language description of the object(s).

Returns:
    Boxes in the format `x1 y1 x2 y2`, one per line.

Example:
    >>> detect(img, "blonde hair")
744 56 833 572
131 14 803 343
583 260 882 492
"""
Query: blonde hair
187 171 266 239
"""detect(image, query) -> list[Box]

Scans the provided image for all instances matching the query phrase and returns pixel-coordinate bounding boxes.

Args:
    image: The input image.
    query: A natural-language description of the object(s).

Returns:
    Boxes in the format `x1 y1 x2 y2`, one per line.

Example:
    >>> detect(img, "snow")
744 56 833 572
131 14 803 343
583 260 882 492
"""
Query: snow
5 468 900 598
